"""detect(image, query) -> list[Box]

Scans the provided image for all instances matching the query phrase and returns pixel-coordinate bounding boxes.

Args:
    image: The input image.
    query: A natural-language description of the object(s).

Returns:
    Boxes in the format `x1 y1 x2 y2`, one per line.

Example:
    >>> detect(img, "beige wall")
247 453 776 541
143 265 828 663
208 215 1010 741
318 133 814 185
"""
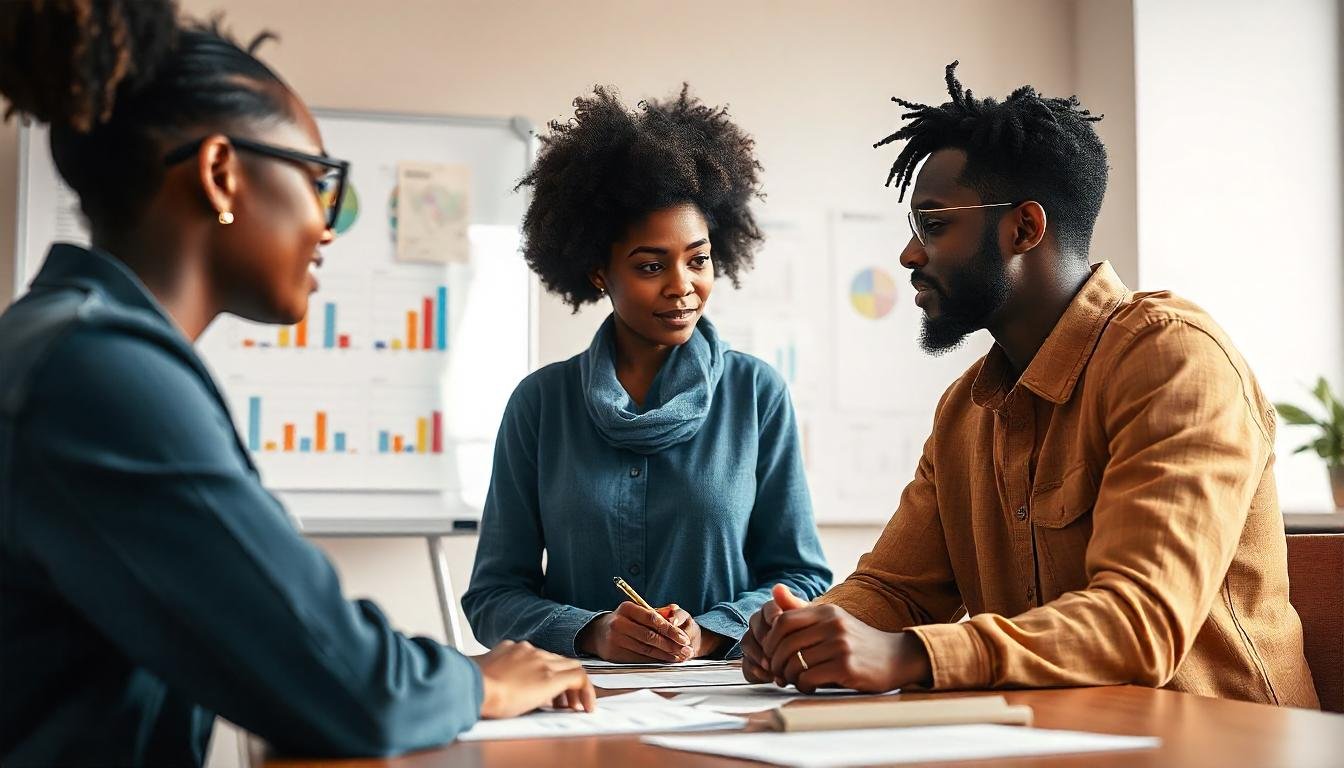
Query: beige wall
0 0 1134 646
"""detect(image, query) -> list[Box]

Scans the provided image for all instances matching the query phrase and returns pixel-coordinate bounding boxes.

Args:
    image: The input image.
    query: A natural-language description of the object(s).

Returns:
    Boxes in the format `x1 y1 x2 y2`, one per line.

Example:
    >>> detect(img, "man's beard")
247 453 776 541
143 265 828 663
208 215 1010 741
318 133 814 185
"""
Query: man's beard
918 226 1012 355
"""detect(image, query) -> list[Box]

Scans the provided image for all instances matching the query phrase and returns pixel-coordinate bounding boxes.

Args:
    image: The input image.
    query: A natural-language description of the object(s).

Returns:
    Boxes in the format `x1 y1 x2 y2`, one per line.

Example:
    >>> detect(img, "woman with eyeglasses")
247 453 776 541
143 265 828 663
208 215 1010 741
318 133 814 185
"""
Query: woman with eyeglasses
462 86 831 664
0 3 592 766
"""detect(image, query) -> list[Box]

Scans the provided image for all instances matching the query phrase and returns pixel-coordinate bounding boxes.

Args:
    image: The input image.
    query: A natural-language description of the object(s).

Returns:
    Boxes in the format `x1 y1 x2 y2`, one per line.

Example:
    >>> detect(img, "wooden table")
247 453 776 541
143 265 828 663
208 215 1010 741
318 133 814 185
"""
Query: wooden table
256 684 1344 768
1285 510 1344 534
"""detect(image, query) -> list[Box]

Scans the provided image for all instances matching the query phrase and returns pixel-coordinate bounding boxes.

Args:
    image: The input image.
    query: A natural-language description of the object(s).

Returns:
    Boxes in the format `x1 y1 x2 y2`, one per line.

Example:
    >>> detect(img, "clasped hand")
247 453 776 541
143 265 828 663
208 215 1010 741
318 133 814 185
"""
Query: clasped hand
740 585 932 693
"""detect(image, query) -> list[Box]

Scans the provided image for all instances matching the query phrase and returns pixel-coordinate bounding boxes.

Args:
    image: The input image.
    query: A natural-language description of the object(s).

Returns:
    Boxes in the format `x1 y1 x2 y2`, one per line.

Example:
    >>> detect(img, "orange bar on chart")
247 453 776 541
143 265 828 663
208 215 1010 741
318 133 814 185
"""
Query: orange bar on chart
315 411 327 452
416 418 428 454
393 434 405 453
283 424 296 451
278 327 291 348
295 315 308 347
406 311 418 349
242 339 256 348
422 298 433 349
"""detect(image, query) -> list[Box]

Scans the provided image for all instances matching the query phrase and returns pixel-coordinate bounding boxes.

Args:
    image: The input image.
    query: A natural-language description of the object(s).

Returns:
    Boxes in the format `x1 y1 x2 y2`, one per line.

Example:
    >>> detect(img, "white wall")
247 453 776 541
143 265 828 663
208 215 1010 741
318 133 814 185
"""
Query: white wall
1134 0 1344 511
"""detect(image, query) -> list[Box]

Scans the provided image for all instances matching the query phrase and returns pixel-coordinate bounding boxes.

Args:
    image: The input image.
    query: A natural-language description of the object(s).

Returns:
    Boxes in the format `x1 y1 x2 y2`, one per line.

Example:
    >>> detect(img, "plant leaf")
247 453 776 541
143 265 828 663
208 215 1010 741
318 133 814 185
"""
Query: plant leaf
1293 444 1315 454
1274 403 1321 427
1312 376 1333 409
1313 436 1332 459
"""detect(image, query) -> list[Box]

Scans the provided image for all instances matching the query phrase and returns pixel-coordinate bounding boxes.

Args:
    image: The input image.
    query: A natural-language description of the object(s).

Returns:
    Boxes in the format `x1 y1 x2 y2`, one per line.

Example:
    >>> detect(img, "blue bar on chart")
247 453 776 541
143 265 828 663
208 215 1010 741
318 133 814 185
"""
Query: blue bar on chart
436 286 448 351
323 302 337 349
378 431 390 453
334 432 346 452
300 438 312 453
247 397 261 451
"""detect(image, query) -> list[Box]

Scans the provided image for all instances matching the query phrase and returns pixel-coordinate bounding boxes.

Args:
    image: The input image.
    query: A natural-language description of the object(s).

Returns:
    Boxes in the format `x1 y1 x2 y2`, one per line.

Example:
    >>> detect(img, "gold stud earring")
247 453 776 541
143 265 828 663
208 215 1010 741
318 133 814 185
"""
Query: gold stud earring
218 211 235 225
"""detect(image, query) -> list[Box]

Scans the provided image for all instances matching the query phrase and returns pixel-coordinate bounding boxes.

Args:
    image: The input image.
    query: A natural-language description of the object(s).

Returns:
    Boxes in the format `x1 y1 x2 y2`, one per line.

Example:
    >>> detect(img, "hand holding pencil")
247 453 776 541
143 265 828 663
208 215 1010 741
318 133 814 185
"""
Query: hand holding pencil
575 577 713 662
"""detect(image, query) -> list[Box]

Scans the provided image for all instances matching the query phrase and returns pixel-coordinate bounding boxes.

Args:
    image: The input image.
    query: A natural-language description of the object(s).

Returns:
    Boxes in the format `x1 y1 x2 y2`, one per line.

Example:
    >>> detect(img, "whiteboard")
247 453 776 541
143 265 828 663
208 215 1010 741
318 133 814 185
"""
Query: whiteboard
15 110 538 529
707 205 988 524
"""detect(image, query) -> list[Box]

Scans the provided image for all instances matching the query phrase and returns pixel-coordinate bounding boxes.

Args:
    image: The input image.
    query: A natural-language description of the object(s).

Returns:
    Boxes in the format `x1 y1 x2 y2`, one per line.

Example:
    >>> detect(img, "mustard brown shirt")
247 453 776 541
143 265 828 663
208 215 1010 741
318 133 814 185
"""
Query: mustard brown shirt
819 261 1318 708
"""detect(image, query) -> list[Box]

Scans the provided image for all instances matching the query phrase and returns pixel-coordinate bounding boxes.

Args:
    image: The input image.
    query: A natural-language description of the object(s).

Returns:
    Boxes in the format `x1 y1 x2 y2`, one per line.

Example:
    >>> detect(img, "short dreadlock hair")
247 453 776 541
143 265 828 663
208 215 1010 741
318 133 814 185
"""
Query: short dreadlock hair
517 85 764 310
877 61 1107 255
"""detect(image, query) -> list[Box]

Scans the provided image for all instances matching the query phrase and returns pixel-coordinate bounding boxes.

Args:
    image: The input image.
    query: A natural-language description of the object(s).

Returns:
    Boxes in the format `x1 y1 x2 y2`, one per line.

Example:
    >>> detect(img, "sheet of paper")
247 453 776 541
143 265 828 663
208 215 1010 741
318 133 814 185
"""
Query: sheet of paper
590 668 749 689
395 161 471 264
643 724 1160 767
581 658 738 670
664 684 899 714
458 690 745 741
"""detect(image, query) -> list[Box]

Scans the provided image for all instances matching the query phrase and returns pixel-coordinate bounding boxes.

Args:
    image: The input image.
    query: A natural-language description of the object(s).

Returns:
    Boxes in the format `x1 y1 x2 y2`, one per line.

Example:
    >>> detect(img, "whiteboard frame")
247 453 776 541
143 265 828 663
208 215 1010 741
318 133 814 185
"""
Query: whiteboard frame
13 108 542 530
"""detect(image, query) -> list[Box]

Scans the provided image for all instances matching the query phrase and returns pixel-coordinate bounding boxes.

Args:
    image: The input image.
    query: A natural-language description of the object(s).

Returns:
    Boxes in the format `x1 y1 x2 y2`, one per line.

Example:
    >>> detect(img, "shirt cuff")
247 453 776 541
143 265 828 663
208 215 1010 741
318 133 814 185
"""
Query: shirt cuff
909 622 991 690
695 606 749 659
534 605 605 657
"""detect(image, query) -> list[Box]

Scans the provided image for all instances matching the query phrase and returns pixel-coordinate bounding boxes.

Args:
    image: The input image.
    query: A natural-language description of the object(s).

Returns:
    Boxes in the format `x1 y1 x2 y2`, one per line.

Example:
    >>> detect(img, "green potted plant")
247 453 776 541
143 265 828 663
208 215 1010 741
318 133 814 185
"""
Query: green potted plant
1275 376 1344 510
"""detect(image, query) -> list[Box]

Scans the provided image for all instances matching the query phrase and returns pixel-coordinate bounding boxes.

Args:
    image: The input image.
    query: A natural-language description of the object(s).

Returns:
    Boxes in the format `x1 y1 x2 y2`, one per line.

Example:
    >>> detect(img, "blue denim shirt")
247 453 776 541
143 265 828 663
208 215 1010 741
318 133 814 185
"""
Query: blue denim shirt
462 339 832 657
0 245 483 766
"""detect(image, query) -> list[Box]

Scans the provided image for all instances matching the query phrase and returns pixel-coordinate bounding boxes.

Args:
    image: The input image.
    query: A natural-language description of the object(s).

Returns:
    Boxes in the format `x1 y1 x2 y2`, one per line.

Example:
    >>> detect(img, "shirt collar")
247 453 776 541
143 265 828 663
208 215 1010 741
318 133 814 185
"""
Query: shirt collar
971 261 1129 410
30 243 176 327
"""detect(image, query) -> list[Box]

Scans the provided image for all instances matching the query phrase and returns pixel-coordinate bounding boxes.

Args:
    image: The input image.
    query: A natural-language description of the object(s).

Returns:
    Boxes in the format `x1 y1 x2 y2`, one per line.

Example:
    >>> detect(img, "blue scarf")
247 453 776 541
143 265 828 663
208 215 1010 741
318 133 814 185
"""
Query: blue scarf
579 314 727 454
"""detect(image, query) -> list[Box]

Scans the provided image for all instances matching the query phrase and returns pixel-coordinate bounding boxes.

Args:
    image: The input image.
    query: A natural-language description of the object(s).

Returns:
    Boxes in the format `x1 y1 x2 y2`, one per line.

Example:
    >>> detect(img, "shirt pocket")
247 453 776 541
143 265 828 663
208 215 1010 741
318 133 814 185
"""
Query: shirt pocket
1030 464 1099 529
1030 464 1098 592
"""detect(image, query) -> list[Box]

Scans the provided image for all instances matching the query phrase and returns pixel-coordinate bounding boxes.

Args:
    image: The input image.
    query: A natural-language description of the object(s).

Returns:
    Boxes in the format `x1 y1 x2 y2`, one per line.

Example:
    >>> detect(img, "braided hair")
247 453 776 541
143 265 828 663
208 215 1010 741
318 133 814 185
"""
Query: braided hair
0 0 290 230
517 85 764 311
877 61 1108 254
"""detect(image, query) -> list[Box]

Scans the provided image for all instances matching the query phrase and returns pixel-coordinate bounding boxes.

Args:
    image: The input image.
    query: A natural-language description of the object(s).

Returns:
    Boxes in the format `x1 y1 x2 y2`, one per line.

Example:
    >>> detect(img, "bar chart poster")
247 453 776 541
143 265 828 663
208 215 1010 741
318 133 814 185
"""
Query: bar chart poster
198 224 528 504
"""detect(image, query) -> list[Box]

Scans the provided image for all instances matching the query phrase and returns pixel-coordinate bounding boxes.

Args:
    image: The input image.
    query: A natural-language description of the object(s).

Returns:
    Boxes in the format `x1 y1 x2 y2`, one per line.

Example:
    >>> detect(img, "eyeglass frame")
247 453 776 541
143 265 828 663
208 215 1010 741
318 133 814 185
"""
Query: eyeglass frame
163 136 351 231
907 202 1019 246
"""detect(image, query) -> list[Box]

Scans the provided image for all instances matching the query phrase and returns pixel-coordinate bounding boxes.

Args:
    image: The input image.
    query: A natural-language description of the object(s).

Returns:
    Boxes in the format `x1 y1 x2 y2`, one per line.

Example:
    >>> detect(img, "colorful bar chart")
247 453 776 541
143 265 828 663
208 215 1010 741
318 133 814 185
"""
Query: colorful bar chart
246 396 351 454
376 410 444 455
376 286 448 351
241 301 350 350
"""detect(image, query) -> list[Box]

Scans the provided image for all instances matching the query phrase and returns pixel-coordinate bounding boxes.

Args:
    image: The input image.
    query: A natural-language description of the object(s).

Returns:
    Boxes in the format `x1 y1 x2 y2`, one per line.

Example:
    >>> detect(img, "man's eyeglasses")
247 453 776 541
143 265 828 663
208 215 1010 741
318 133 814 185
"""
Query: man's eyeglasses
164 136 351 231
907 202 1017 246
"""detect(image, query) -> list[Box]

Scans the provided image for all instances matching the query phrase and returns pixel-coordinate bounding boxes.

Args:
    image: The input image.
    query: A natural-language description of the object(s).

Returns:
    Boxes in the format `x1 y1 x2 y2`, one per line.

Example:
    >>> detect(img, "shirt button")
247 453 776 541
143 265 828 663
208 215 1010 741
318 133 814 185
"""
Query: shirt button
629 467 641 478
628 564 640 576
1015 506 1028 521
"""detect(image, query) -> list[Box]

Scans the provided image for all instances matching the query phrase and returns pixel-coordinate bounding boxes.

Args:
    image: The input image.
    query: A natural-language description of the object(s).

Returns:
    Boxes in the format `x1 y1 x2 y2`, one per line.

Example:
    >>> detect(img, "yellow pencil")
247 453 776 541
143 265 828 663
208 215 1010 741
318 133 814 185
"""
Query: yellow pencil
611 576 657 612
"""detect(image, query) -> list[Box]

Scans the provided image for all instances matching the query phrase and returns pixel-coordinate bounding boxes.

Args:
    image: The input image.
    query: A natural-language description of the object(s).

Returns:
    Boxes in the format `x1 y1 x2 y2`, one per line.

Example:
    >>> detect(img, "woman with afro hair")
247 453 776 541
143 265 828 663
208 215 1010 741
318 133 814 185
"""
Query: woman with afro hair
463 86 831 663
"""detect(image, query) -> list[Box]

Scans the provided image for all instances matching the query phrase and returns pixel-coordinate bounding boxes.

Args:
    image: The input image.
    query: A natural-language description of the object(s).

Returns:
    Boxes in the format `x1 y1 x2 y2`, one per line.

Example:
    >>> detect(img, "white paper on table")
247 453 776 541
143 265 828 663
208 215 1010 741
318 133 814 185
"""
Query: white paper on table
458 690 745 742
664 684 899 714
642 724 1160 767
590 668 749 689
581 658 738 669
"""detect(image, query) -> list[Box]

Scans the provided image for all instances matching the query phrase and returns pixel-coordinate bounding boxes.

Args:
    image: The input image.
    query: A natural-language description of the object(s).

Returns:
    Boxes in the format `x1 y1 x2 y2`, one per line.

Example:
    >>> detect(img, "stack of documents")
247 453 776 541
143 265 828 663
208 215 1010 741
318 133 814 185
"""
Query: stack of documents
589 667 748 689
643 725 1160 766
457 690 745 741
580 658 738 670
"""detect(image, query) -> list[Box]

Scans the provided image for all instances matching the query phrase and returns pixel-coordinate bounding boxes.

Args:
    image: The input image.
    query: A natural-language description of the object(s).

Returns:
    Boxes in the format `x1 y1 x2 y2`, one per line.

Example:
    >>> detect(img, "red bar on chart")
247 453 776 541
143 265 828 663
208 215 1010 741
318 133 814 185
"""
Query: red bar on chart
283 424 296 451
338 334 350 349
406 311 418 349
315 412 327 452
432 411 443 453
422 297 433 349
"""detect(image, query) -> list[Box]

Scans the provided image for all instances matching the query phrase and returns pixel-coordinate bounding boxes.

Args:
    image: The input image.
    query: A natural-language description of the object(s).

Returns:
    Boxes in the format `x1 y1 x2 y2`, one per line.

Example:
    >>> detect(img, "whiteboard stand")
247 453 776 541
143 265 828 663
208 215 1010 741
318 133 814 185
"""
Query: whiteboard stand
298 516 479 649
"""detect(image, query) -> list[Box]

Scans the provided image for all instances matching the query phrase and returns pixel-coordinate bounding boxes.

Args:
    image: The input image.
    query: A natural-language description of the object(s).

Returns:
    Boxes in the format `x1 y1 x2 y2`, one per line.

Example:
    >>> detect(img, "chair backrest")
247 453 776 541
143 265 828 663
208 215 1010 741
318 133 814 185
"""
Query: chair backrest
1285 533 1344 712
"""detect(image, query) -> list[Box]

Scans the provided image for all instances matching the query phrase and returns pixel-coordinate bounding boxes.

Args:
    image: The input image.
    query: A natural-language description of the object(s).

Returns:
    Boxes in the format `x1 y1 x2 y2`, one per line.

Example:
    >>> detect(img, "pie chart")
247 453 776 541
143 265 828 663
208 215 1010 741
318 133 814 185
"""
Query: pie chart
326 181 359 235
849 267 898 319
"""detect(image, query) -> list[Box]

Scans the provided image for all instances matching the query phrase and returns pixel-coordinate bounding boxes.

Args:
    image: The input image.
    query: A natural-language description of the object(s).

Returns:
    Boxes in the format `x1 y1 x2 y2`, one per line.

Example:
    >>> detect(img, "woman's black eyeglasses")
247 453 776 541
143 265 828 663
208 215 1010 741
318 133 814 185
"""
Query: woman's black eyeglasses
164 136 351 231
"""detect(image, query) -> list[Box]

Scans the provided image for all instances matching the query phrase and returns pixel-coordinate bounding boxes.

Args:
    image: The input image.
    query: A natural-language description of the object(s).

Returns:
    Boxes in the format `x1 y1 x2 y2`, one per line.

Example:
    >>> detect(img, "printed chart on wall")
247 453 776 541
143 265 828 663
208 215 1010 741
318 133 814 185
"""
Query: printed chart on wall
708 207 986 524
16 112 534 523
